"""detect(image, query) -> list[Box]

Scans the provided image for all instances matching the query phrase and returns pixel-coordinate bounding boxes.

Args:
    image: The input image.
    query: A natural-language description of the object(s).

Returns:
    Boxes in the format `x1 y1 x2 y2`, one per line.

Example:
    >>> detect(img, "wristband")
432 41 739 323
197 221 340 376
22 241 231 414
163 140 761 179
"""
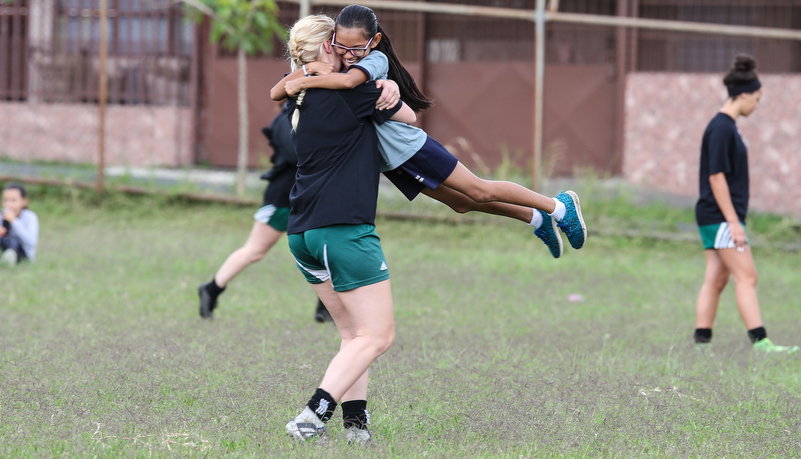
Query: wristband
302 64 310 77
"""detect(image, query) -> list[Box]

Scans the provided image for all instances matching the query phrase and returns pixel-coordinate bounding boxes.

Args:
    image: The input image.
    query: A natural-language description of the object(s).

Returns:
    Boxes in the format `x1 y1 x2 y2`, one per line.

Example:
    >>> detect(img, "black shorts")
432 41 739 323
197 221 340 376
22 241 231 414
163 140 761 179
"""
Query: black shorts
383 135 458 201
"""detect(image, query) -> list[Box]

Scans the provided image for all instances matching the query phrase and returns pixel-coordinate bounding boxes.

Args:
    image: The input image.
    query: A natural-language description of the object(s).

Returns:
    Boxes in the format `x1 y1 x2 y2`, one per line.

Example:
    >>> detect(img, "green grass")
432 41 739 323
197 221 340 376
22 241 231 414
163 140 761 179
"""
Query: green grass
1 185 800 458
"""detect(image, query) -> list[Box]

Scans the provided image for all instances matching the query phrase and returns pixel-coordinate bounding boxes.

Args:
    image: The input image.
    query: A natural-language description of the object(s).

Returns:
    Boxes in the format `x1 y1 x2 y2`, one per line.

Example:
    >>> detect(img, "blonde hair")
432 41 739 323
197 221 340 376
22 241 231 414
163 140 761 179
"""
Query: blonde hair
286 14 335 130
287 14 335 71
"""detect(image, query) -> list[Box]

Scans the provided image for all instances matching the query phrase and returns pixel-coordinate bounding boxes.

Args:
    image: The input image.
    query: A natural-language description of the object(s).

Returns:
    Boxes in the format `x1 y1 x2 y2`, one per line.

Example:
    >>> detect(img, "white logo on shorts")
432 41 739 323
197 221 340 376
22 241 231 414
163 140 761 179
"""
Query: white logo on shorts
415 175 424 183
379 261 388 270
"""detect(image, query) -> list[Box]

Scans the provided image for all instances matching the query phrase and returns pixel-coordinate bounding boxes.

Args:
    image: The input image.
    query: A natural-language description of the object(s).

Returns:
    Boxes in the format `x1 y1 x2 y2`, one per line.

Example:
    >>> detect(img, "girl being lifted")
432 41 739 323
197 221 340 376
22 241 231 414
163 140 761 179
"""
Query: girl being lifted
272 4 587 260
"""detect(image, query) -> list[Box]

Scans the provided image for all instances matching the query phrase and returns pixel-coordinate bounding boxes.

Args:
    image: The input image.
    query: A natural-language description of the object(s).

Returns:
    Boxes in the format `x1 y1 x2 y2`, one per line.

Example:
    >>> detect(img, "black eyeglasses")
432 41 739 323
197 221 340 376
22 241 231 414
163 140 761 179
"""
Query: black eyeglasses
331 32 374 57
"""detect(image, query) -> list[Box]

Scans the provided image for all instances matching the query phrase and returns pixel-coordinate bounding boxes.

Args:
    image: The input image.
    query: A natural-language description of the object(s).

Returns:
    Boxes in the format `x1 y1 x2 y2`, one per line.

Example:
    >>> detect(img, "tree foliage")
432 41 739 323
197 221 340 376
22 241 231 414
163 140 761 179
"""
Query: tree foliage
183 0 286 55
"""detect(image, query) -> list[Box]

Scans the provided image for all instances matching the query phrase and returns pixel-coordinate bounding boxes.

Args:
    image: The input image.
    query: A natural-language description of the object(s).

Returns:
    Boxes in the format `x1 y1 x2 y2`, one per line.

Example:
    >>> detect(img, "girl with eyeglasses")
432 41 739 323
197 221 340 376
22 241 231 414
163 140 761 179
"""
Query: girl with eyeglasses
272 4 587 259
279 14 417 444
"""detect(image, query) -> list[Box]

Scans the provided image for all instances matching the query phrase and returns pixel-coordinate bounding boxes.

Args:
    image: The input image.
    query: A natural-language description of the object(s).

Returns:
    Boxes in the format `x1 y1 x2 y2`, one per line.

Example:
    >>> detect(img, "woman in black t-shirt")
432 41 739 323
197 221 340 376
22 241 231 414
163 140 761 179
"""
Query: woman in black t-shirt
196 104 332 323
693 54 797 354
280 15 417 444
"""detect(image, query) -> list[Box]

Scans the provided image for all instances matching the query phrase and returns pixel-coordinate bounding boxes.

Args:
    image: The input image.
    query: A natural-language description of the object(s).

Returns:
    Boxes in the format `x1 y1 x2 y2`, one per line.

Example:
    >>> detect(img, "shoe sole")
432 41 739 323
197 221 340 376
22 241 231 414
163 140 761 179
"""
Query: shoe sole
286 422 326 441
547 215 563 258
564 190 587 249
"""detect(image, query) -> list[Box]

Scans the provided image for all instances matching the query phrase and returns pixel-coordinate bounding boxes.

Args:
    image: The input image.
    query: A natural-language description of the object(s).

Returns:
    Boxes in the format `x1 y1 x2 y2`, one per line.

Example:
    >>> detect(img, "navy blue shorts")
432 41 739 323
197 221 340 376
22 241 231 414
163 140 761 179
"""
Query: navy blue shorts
383 135 458 201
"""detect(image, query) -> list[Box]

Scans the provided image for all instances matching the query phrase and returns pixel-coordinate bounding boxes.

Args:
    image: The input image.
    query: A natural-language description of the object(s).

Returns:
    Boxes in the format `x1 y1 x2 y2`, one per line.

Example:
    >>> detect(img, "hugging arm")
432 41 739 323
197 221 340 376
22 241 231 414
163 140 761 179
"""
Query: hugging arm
284 67 370 96
270 62 335 101
388 102 416 124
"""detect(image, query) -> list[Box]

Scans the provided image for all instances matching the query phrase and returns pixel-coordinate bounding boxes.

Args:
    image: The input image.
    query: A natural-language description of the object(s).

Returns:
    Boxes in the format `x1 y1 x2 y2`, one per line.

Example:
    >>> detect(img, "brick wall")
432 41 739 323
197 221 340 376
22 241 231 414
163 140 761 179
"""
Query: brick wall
0 102 192 167
624 73 801 219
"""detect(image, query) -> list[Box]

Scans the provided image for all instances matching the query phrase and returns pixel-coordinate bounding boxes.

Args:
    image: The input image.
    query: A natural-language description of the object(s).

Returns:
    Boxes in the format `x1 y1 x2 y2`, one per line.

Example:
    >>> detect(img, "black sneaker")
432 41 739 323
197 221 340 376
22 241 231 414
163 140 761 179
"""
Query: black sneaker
314 299 333 323
198 283 218 319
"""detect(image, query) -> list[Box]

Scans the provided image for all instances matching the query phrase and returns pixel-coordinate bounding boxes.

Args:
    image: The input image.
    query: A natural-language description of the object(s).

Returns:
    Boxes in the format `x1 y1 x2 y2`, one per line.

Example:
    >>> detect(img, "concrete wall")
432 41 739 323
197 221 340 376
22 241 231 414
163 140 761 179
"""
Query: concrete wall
624 73 801 219
0 102 192 167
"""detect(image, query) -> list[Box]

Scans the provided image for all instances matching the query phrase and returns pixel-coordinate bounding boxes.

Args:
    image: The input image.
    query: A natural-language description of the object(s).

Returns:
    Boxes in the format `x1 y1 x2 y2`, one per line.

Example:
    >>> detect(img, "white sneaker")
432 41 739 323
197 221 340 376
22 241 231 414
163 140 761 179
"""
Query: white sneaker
285 406 326 441
346 426 372 446
0 249 18 267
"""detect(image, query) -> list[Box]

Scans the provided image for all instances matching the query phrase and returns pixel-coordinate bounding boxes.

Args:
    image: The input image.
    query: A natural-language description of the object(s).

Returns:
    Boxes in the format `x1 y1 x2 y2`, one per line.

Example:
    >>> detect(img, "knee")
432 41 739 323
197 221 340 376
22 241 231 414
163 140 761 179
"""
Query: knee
446 201 472 214
370 327 395 356
249 250 268 263
739 270 758 288
462 185 494 203
243 244 269 262
711 275 729 292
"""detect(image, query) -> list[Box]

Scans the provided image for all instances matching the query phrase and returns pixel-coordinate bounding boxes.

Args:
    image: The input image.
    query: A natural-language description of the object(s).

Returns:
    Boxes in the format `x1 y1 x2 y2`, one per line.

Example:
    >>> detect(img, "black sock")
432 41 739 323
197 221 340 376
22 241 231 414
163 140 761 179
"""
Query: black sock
342 399 369 429
694 328 712 343
308 388 337 422
205 278 225 297
747 326 767 344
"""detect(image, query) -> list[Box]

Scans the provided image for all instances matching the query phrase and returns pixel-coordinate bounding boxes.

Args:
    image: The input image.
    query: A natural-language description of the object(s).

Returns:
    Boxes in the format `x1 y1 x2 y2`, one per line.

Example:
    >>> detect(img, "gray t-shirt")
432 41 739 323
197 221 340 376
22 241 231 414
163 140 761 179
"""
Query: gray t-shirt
2 208 38 261
353 51 428 172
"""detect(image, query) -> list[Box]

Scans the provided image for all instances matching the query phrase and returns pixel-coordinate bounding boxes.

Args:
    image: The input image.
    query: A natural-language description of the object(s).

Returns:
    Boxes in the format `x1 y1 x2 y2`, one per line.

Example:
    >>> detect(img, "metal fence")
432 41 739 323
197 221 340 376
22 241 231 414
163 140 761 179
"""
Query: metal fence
270 0 801 72
1 0 193 105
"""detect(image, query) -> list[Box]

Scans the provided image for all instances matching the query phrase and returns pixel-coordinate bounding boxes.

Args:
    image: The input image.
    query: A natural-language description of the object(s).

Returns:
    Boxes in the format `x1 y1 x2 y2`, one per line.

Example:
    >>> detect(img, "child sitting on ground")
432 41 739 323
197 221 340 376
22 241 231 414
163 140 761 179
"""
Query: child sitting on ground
1 182 39 266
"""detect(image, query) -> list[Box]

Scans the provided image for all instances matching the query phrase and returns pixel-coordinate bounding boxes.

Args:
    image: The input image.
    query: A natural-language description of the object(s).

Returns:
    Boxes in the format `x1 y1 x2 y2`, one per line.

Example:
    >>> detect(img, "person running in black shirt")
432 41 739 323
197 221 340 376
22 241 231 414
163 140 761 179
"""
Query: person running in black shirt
196 104 333 322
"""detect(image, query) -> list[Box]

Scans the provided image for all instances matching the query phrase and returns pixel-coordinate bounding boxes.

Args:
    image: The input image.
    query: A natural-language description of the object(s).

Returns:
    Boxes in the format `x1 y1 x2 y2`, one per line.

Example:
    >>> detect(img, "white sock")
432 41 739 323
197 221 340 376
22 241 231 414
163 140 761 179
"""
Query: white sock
529 209 543 229
548 198 566 221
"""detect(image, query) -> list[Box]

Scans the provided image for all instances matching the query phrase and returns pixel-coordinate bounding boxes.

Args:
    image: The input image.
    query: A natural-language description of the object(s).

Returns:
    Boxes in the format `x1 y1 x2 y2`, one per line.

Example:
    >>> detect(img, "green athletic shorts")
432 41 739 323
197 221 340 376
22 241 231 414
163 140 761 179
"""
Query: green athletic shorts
254 205 290 232
698 222 749 250
287 224 390 292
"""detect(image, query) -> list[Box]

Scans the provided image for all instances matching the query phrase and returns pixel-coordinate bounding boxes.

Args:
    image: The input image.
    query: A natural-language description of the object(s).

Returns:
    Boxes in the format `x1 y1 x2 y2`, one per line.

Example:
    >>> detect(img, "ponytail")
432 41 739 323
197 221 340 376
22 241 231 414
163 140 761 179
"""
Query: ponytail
336 4 432 112
375 25 432 112
291 90 306 132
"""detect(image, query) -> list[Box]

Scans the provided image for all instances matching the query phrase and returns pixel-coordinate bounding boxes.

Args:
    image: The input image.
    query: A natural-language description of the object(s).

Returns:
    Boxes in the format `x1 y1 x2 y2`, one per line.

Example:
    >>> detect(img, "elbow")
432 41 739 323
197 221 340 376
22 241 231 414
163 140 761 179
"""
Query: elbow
269 90 284 101
342 78 360 89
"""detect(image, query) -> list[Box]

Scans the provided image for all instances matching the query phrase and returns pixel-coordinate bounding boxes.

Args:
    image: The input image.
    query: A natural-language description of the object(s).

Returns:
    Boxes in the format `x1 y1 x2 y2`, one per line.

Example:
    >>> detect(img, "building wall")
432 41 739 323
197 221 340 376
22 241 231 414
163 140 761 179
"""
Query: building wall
624 73 801 219
0 102 192 167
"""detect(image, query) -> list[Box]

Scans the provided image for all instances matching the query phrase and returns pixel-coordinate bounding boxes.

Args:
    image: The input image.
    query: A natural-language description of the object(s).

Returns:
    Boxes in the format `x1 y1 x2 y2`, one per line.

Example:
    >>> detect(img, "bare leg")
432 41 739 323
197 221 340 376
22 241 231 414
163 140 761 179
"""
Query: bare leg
696 249 730 328
311 283 370 402
441 162 556 213
214 221 283 287
717 246 763 330
310 280 394 401
422 187 534 224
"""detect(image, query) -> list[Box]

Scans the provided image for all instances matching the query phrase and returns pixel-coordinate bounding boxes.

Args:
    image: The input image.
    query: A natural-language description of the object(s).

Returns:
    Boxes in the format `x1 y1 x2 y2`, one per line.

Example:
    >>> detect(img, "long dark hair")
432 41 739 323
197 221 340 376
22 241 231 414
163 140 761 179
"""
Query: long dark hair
723 54 758 93
336 4 433 112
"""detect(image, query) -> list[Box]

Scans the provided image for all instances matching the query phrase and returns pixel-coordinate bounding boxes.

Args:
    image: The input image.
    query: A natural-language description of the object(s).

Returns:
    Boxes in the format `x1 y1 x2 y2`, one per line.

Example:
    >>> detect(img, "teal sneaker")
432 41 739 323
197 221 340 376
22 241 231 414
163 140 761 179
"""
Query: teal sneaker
555 191 587 249
753 338 799 354
533 210 562 258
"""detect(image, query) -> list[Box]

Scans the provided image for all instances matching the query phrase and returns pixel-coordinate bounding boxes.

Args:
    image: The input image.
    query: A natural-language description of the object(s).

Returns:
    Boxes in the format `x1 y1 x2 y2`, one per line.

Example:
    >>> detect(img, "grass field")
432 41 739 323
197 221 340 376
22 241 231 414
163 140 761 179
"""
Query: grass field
2 184 800 458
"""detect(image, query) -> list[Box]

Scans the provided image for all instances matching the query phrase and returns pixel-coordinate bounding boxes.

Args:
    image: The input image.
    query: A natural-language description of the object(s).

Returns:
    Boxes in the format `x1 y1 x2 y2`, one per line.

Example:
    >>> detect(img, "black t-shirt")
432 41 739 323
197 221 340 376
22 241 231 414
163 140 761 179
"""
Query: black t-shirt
286 84 401 234
695 112 749 226
261 103 298 180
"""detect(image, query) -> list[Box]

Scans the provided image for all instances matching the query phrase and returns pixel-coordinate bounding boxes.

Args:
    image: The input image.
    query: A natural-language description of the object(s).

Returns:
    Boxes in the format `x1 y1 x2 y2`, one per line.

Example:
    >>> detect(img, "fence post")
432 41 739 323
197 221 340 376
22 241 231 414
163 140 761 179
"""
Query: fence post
532 0 545 191
97 0 108 193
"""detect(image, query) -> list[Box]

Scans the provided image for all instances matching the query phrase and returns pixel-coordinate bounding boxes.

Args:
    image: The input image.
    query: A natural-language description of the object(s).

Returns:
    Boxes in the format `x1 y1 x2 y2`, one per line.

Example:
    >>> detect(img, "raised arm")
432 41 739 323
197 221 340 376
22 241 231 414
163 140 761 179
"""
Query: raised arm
270 61 336 101
285 67 369 97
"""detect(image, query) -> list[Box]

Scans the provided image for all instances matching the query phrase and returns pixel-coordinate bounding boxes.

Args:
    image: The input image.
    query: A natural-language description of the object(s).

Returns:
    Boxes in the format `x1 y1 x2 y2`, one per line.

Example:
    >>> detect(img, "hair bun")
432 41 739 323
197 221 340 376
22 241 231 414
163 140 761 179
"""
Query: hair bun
732 54 756 72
